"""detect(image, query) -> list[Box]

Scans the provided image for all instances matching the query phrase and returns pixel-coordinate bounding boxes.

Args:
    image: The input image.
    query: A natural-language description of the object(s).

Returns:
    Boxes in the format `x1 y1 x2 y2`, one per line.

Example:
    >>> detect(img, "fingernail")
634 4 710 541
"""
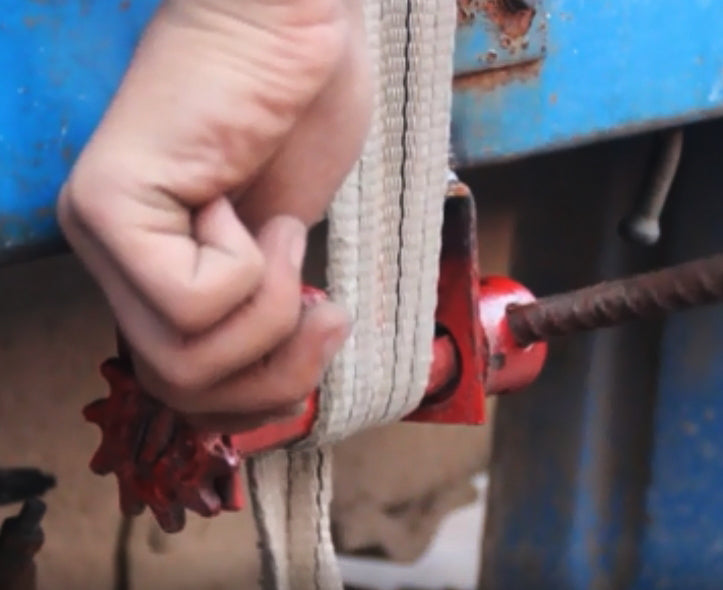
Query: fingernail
288 224 307 272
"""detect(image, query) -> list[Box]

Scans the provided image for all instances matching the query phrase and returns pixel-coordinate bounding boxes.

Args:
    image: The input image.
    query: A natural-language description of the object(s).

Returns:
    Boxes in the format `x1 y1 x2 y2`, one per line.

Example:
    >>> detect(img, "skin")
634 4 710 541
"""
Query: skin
58 0 372 431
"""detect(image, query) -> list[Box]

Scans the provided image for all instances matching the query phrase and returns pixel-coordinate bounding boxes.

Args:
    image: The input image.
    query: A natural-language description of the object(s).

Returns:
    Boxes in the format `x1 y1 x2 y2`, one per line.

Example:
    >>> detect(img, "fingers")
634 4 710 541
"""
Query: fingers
56 0 361 425
135 300 350 415
59 0 354 333
134 215 310 392
124 196 267 334
61 169 266 334
61 188 351 417
63 194 313 384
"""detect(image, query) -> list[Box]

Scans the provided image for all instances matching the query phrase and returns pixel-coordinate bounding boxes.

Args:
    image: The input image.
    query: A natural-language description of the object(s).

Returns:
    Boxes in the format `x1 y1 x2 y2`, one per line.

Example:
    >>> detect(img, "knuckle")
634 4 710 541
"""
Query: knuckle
61 164 117 230
55 184 76 232
57 179 96 233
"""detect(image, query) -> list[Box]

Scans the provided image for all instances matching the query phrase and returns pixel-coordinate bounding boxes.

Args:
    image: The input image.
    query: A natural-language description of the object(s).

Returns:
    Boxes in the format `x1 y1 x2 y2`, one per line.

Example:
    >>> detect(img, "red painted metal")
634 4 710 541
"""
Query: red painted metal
85 360 244 532
83 184 549 533
405 190 486 424
477 276 547 395
426 335 459 394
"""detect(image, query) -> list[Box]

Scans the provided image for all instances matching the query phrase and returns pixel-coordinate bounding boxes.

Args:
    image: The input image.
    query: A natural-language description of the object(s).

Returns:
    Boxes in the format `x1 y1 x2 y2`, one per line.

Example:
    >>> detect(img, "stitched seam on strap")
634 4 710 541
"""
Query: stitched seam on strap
313 448 325 589
345 159 363 430
385 0 413 418
247 460 278 590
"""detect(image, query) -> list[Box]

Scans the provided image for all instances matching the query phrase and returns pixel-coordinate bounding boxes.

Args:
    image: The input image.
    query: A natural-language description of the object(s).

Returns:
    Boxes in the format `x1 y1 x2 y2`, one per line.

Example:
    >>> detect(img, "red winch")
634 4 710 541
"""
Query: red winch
82 182 723 533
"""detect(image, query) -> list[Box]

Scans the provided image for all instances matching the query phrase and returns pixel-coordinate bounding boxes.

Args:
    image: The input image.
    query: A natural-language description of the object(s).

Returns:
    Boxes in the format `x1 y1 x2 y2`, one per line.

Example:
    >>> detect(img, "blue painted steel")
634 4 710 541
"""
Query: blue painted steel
632 129 723 590
0 2 157 260
452 0 723 166
2 0 723 260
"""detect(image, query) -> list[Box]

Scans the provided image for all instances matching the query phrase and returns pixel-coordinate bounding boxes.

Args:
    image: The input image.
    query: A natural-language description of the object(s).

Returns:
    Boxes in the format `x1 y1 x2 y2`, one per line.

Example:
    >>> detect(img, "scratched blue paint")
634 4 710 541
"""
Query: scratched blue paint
3 0 723 260
452 0 723 166
0 2 157 259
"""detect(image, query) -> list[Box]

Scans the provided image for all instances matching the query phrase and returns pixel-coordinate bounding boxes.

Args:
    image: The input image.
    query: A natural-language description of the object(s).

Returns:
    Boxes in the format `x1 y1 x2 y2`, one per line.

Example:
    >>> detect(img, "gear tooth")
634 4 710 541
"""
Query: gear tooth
151 503 186 534
99 358 123 381
89 448 115 475
86 356 245 534
180 485 221 518
83 399 107 424
220 471 245 512
139 409 176 466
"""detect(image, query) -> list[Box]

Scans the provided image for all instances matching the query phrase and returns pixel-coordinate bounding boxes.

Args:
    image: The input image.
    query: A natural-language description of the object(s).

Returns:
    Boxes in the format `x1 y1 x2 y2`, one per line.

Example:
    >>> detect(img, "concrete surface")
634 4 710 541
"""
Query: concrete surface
338 475 487 590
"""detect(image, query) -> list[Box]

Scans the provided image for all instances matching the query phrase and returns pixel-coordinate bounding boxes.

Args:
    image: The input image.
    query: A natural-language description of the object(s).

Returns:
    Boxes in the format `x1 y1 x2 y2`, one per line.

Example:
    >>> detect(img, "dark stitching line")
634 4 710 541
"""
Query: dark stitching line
313 449 325 589
247 460 278 590
284 450 292 588
285 452 293 532
385 0 413 417
404 4 446 413
346 159 363 428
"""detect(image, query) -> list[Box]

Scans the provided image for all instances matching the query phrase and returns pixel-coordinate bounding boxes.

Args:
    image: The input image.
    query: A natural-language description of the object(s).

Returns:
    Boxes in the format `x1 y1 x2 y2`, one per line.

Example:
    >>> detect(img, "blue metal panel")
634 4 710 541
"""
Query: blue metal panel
632 128 723 590
2 0 723 261
453 0 723 166
0 2 158 262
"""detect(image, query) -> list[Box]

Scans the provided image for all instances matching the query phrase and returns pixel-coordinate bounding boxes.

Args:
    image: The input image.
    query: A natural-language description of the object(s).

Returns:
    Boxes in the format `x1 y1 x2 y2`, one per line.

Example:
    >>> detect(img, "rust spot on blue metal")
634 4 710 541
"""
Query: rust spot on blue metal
458 0 535 38
23 16 42 29
454 59 542 92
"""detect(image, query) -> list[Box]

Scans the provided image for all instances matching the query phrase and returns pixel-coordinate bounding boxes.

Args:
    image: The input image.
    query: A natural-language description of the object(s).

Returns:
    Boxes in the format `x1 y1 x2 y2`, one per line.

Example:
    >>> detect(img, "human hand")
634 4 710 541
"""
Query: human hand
58 0 371 430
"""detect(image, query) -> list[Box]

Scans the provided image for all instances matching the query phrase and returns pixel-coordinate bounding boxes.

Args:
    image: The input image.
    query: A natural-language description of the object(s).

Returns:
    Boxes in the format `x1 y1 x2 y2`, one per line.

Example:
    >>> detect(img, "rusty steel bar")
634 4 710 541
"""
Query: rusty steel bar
507 253 723 347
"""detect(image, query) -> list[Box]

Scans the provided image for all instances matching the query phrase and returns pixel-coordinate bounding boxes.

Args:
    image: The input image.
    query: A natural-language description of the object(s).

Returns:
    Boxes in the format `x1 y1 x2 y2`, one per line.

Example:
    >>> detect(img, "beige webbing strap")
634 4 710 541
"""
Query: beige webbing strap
248 447 339 589
247 0 456 586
